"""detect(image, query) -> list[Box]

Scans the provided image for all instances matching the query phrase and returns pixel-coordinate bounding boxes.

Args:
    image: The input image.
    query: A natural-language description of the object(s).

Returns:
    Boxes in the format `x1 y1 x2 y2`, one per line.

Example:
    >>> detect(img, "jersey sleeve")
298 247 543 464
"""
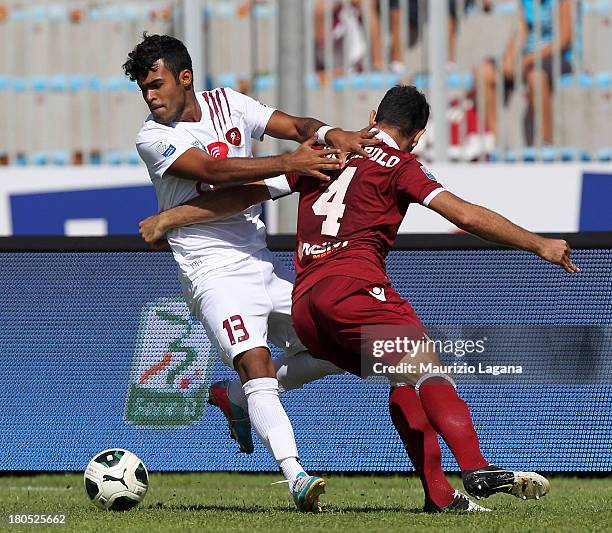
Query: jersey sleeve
136 123 194 181
395 159 446 206
224 87 275 141
264 173 302 199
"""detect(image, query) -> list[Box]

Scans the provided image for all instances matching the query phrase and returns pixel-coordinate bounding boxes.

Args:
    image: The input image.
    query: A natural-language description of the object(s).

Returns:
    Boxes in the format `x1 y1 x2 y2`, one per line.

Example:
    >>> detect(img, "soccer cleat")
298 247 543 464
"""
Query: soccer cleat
207 380 254 454
462 465 550 500
423 490 491 513
291 473 326 513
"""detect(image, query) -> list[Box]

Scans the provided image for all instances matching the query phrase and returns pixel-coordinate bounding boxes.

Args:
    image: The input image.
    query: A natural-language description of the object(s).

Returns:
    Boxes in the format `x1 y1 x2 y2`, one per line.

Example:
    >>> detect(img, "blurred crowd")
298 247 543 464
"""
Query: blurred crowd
312 0 581 155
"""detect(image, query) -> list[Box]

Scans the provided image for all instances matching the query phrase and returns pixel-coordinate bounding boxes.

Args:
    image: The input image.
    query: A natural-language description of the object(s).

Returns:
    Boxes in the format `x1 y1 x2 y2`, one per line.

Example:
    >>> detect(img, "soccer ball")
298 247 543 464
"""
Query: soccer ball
84 449 149 511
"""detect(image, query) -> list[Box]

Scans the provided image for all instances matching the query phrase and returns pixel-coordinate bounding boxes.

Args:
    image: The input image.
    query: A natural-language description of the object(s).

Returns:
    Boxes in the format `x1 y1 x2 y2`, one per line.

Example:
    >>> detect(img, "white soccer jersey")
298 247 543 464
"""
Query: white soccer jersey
136 87 276 276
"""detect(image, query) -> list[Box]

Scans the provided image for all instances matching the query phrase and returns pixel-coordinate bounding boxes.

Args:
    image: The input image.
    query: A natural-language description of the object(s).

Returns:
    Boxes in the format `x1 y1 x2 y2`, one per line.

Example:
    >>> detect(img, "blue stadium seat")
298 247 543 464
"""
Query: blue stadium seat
253 75 275 92
50 150 70 166
126 151 142 166
215 73 239 89
50 75 67 92
12 77 27 92
31 152 50 166
69 75 84 92
105 77 123 92
596 149 612 162
14 153 28 166
105 151 124 166
89 76 103 92
32 77 48 93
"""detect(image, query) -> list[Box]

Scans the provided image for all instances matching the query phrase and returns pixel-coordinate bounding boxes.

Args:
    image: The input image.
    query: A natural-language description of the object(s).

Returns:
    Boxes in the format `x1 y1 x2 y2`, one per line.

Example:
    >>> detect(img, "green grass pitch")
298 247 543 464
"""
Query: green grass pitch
1 473 610 532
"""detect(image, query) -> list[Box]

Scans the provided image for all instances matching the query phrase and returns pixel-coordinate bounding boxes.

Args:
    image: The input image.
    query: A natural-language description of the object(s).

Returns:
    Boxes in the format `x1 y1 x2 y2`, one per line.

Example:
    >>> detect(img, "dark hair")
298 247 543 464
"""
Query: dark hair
375 85 430 138
122 33 193 82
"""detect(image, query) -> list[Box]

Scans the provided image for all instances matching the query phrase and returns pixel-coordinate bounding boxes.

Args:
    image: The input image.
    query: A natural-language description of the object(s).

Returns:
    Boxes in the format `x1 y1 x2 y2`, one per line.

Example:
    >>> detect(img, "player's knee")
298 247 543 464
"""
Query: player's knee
414 373 456 395
234 347 275 382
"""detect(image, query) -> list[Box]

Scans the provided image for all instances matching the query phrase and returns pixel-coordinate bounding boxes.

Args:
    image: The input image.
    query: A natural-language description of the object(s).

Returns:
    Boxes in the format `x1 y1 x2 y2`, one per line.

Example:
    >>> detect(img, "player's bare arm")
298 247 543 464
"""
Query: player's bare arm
167 135 340 185
428 191 580 273
264 110 380 166
139 182 272 248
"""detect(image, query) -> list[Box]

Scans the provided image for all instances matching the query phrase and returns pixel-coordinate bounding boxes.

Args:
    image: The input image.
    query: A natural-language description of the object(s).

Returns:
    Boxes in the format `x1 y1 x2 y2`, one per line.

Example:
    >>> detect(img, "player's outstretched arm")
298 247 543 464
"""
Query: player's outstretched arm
427 191 580 273
139 182 272 248
166 135 340 185
264 110 380 166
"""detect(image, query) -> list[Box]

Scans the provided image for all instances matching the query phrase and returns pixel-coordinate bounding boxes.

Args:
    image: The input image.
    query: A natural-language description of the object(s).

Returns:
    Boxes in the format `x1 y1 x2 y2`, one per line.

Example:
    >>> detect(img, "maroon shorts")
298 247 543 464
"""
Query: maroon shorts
292 275 426 376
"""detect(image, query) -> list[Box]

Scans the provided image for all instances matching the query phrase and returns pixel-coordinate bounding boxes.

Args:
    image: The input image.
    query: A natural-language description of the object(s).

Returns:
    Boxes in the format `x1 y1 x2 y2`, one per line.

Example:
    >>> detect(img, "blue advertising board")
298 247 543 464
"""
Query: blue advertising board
1 249 611 471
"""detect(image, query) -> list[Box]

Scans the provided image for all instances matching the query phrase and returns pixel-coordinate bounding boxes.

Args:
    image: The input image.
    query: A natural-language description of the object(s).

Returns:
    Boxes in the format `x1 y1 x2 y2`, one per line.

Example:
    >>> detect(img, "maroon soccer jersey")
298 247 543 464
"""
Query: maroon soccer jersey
278 133 446 302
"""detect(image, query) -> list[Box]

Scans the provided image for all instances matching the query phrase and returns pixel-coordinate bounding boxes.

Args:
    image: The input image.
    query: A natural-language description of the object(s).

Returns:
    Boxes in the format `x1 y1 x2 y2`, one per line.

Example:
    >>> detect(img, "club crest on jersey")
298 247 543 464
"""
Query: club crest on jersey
420 165 437 181
207 141 229 160
225 127 242 147
154 140 176 158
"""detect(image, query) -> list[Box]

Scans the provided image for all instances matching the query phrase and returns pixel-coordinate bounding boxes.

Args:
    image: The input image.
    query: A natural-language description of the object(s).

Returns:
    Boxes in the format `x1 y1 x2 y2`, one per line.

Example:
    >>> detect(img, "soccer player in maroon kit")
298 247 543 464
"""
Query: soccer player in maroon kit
139 86 578 512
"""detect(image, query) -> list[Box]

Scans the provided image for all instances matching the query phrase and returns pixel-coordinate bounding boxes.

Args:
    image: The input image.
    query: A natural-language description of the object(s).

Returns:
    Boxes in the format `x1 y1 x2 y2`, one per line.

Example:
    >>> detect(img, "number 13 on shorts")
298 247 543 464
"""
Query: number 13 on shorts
222 315 250 345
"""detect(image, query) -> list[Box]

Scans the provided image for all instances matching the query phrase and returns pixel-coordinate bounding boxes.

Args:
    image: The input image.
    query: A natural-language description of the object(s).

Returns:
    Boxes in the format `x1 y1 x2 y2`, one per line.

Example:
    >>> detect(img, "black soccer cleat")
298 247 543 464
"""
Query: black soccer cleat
423 490 491 513
462 464 550 500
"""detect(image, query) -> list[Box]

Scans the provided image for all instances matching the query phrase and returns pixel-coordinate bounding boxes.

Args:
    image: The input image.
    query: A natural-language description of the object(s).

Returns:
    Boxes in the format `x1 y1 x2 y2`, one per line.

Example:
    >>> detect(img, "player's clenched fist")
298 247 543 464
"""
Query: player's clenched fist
139 213 168 250
536 238 580 273
282 135 341 181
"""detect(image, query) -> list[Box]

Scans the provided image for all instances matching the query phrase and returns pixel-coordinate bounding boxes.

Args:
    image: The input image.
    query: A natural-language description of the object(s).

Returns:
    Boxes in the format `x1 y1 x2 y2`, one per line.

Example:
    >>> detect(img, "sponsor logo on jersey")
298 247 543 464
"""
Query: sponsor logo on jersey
368 286 386 302
207 141 229 160
124 298 213 428
420 165 437 181
225 127 242 147
154 140 177 158
298 240 349 261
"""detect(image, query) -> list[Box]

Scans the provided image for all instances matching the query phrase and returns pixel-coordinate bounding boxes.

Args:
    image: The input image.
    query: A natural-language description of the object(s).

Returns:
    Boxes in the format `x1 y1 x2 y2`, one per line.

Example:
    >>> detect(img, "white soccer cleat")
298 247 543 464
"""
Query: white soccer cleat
508 471 550 500
462 465 550 500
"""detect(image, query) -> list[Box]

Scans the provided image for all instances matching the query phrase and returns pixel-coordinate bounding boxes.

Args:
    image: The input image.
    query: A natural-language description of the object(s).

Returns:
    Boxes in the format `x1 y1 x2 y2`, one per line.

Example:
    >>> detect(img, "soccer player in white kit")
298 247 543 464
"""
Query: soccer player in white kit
123 33 374 512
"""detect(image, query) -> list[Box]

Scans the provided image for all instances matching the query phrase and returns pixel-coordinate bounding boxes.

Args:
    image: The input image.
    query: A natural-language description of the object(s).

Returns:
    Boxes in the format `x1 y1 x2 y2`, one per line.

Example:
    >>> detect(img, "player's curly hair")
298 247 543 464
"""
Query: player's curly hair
376 85 430 139
122 33 193 82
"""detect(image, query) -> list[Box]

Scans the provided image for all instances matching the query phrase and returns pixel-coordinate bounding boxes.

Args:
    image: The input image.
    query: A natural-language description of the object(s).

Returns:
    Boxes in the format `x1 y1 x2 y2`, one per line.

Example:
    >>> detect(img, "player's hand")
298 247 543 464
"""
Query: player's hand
325 127 382 167
536 238 580 273
139 213 169 250
283 135 341 181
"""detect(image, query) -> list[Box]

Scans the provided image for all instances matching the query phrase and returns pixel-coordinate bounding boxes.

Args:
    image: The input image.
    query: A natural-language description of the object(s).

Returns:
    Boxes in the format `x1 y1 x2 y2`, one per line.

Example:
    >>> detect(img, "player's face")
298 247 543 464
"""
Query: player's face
138 60 186 125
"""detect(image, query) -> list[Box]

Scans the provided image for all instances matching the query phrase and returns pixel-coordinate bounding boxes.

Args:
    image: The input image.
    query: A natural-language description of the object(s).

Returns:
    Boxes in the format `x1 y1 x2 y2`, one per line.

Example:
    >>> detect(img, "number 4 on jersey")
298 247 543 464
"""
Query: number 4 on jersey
311 167 357 237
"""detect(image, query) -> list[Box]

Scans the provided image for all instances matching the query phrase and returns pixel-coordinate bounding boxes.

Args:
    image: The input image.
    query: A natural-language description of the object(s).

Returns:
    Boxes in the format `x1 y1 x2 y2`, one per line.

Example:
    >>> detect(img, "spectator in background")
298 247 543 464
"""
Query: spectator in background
448 1 492 67
476 0 574 147
369 0 487 74
370 0 411 74
314 0 367 74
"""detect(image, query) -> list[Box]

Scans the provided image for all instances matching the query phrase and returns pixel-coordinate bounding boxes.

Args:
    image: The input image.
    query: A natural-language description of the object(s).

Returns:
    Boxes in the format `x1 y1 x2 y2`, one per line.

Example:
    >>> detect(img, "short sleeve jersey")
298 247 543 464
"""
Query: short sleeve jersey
266 131 446 302
136 87 275 276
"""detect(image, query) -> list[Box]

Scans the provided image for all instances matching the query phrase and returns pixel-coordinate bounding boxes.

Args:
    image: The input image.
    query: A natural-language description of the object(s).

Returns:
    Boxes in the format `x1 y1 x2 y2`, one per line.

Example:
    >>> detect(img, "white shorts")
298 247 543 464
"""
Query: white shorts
179 248 306 368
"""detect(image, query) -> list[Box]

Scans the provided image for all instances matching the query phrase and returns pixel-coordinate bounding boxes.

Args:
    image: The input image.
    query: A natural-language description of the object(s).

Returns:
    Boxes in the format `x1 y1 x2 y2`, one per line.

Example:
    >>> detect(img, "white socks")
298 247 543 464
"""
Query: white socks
279 457 306 482
275 351 344 393
242 377 304 482
227 351 344 411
